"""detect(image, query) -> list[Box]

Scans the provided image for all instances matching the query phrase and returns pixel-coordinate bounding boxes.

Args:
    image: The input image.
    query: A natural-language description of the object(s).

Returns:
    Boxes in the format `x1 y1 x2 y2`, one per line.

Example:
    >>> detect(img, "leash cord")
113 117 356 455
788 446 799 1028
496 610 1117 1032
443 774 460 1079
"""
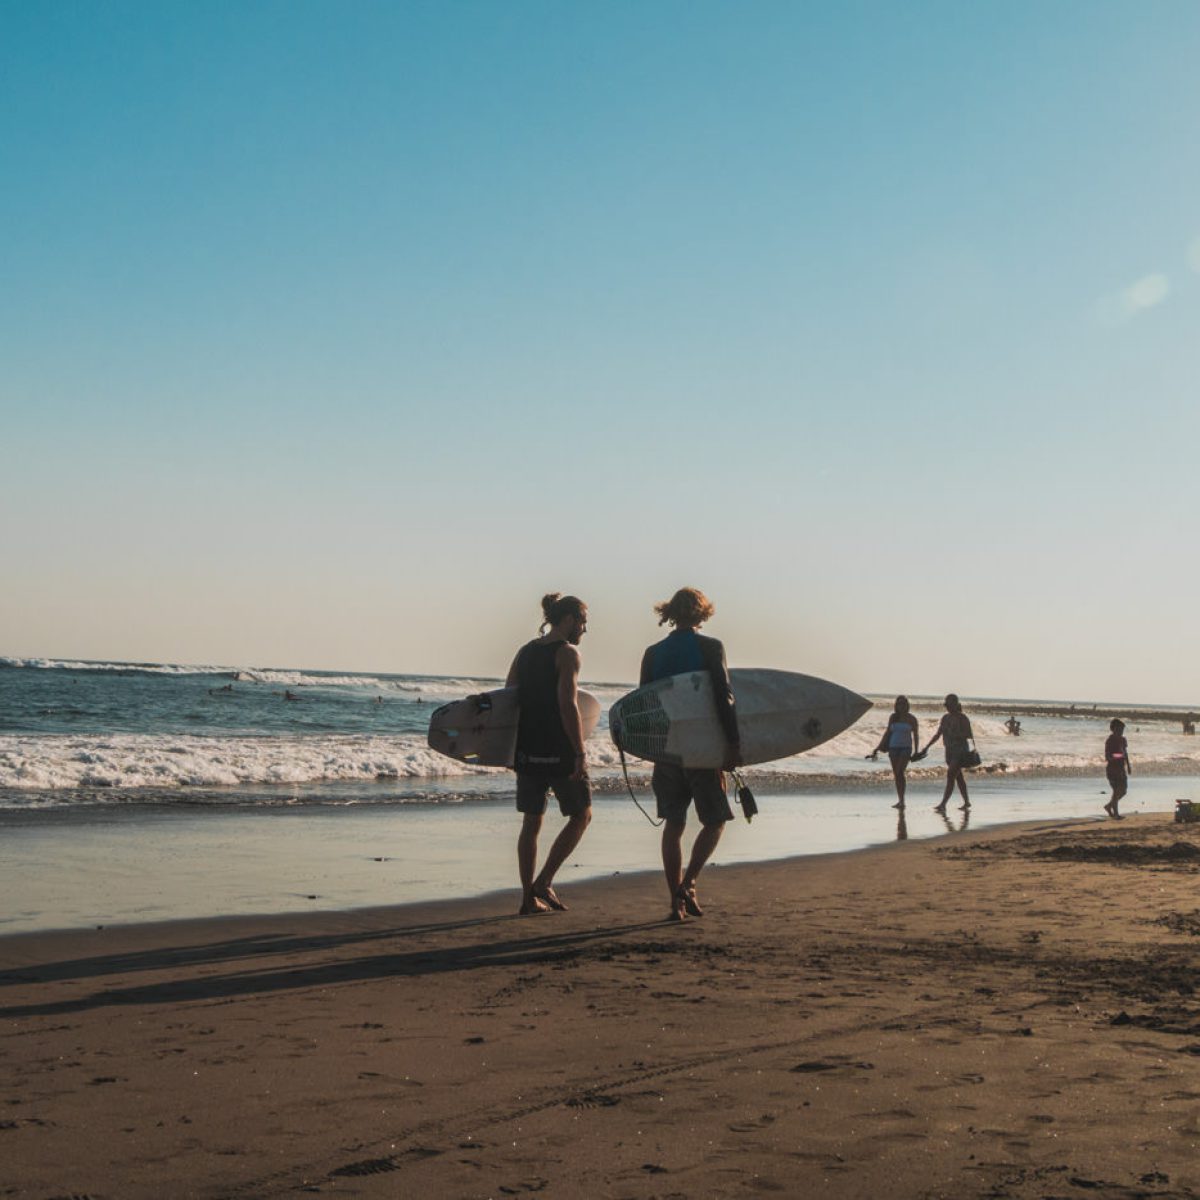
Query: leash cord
619 745 664 826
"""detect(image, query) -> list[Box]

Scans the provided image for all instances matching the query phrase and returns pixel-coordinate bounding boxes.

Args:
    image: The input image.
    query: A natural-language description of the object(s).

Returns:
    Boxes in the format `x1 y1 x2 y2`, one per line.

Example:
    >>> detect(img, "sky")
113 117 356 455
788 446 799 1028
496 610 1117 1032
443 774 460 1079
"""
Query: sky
2 1 1199 703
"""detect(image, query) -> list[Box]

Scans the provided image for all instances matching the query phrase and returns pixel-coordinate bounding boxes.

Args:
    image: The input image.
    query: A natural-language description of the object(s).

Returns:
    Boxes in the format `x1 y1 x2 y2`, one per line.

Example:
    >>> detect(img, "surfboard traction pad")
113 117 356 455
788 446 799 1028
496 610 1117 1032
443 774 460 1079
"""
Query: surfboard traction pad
611 678 678 765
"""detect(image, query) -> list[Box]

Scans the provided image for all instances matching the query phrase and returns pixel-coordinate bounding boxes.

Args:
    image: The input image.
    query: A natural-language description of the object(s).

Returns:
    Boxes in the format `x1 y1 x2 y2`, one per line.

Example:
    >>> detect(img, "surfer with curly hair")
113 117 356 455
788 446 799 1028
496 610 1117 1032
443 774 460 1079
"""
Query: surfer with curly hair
506 593 592 915
640 587 741 922
920 693 974 814
1104 718 1131 819
867 695 919 808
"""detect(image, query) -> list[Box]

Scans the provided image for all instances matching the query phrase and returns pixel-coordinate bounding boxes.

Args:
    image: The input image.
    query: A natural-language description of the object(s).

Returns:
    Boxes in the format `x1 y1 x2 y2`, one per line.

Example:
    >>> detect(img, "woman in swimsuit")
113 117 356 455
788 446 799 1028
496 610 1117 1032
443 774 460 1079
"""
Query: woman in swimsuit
920 693 974 813
1104 718 1131 819
867 695 919 809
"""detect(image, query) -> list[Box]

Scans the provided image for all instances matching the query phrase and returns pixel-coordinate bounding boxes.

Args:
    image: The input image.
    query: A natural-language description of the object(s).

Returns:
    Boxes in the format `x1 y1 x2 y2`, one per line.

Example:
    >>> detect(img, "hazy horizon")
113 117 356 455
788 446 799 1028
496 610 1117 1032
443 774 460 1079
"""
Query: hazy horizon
4 651 1197 712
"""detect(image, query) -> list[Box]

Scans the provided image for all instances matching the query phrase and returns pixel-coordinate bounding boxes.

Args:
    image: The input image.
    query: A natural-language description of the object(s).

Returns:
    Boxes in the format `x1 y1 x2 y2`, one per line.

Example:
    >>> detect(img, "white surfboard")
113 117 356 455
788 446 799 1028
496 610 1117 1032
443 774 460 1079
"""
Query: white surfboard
427 687 602 768
609 668 871 768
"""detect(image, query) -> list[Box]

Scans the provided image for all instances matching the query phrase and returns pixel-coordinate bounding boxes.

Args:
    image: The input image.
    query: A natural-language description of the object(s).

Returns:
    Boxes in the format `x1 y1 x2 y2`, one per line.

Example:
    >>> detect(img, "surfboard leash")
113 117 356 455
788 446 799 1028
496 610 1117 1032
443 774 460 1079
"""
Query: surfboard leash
731 769 758 823
618 745 664 826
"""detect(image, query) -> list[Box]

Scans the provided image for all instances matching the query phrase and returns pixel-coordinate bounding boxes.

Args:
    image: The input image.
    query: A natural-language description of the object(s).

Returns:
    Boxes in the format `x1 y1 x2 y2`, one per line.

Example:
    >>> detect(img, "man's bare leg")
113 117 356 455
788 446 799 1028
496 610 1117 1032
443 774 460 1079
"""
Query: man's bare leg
662 820 687 918
532 810 591 905
678 822 725 916
518 813 549 914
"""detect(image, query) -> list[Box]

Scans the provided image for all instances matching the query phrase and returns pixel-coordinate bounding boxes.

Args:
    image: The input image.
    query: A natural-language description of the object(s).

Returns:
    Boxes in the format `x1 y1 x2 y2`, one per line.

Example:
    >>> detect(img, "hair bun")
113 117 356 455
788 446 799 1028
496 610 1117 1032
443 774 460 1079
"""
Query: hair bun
541 592 563 620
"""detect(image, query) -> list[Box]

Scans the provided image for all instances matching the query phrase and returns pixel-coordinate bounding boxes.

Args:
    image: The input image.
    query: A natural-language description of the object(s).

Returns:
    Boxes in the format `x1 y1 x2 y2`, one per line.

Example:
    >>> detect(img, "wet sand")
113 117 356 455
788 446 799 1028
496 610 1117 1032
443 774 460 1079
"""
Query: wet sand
4 812 1200 1198
6 774 1194 935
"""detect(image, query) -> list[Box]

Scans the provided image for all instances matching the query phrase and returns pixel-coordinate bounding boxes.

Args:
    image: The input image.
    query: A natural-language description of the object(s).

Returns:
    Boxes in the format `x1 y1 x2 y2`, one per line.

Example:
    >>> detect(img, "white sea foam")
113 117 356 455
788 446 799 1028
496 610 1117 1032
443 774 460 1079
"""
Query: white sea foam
3 708 1199 798
0 733 498 792
1 657 240 676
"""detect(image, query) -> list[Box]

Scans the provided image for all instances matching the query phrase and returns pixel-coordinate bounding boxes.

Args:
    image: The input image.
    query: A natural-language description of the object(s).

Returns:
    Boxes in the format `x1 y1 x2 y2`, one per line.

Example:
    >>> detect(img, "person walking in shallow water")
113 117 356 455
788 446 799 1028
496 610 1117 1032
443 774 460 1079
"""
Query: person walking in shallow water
640 587 741 922
506 593 592 915
1104 718 1131 819
921 693 974 813
867 695 919 809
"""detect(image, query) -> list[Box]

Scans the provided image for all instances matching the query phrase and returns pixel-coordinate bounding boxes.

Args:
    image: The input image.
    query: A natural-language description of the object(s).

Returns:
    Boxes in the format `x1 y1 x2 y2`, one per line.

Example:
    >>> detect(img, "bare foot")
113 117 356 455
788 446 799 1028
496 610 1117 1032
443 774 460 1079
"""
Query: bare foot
533 883 567 911
676 881 703 918
519 896 550 916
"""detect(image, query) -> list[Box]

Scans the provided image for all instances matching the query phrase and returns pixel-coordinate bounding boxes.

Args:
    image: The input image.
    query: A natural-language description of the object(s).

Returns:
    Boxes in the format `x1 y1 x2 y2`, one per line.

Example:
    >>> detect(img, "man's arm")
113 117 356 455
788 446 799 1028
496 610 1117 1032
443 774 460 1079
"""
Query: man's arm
639 646 654 687
556 643 587 780
700 636 741 768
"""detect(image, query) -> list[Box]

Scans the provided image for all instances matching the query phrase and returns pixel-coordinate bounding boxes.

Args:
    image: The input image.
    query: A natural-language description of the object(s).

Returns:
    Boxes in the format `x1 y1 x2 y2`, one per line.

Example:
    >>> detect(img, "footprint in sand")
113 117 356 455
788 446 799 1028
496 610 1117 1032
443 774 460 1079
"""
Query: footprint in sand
727 1113 777 1132
790 1058 875 1075
564 1093 620 1109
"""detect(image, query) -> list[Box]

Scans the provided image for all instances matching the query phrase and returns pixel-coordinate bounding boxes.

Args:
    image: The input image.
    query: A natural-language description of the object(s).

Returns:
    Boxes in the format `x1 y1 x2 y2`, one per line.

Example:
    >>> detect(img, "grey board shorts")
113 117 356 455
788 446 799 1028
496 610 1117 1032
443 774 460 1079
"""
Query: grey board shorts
652 764 733 827
516 774 592 817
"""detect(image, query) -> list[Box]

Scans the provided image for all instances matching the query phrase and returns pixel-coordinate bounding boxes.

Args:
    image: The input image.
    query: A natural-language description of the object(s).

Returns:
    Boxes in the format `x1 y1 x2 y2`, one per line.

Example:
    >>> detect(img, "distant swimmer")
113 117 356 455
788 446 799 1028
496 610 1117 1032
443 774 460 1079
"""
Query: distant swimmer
1184 714 1197 735
640 587 741 922
284 689 301 701
921 694 976 814
208 683 234 695
1104 718 1131 819
867 696 919 809
506 593 592 915
374 695 383 704
1005 715 1022 736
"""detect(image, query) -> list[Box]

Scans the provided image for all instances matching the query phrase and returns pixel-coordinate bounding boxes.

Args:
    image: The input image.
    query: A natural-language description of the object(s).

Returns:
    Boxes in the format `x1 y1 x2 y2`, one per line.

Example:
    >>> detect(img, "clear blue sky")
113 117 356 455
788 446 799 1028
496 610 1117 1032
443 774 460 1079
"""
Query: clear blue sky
3 1 1199 702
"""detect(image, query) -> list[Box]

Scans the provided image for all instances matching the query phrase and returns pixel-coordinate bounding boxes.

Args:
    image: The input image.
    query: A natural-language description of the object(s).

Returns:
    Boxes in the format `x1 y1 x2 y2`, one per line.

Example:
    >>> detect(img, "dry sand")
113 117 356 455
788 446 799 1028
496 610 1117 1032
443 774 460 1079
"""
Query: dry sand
3 812 1200 1199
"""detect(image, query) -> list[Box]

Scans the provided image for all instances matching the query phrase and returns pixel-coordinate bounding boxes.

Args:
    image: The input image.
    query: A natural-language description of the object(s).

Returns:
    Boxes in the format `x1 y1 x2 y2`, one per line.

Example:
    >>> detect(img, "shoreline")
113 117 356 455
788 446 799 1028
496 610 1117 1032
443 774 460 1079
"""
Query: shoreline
0 812 1087 951
3 773 1198 937
5 753 1200 812
5 814 1200 1197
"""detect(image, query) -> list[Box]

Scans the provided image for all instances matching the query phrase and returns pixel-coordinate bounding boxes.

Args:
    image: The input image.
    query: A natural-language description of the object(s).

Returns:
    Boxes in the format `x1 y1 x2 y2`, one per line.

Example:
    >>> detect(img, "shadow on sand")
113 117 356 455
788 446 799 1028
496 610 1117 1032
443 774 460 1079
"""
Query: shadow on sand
0 916 675 1019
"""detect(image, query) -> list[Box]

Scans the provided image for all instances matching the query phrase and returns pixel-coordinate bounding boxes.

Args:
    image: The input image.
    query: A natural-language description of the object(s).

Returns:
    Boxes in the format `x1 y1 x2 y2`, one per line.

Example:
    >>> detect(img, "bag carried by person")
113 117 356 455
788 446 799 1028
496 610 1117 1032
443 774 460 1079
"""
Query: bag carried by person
960 739 982 770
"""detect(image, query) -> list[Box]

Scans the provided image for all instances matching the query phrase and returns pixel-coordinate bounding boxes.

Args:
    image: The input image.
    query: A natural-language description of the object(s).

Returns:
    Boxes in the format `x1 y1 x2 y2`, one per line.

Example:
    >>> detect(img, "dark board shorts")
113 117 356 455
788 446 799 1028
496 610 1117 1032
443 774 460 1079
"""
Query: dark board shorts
652 764 734 827
1106 764 1128 788
516 774 592 817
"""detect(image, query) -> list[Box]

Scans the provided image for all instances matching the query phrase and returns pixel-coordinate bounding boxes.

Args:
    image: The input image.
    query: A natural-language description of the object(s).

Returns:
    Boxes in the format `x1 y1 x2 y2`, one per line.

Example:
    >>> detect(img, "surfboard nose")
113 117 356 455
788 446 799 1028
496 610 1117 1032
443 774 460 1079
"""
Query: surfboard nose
842 687 873 727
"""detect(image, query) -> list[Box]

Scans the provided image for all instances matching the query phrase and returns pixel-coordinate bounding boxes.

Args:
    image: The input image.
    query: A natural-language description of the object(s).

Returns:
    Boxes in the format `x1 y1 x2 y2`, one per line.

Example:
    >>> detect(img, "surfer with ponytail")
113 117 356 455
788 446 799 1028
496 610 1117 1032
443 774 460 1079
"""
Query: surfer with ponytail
539 592 587 635
505 592 592 915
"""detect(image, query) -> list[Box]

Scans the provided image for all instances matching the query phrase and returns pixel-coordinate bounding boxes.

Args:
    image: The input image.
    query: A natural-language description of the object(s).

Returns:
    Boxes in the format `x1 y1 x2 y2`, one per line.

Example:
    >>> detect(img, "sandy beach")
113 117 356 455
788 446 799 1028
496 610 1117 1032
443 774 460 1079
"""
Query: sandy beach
4 811 1200 1198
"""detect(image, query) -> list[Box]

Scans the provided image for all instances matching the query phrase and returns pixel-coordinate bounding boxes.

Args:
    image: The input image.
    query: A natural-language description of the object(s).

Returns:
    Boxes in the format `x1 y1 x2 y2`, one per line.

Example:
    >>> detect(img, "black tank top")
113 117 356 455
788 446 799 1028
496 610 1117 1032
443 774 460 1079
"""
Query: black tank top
514 639 574 777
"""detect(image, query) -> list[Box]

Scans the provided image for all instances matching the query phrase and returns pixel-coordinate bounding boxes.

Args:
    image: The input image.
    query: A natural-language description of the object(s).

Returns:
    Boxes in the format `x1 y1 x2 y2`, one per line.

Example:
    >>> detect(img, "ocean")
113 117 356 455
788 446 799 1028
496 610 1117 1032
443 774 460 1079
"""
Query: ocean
3 657 1200 807
3 658 1199 933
